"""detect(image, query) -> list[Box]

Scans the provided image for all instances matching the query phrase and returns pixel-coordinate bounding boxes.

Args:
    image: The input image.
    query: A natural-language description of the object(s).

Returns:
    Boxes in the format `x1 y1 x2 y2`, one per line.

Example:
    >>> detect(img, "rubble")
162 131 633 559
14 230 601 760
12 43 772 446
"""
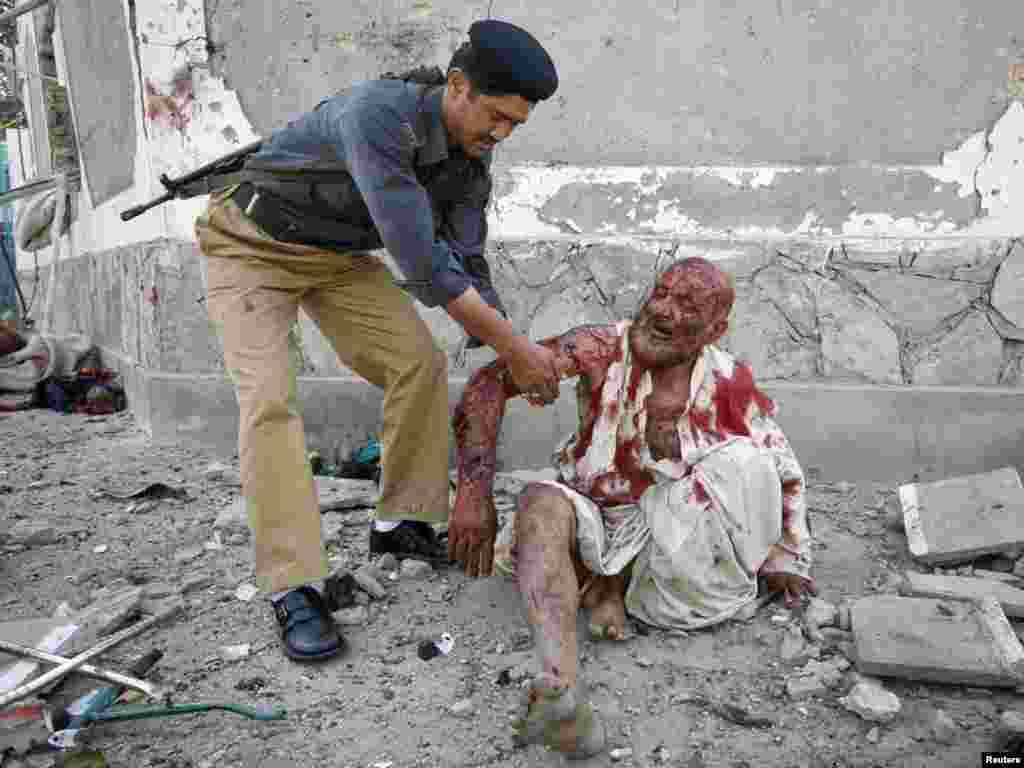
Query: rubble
851 595 1024 686
10 521 60 546
353 565 386 599
448 699 474 718
333 606 368 626
898 467 1024 566
899 571 1024 617
779 623 809 663
235 584 259 602
213 500 251 540
926 708 958 745
785 658 845 699
609 747 634 761
804 598 838 627
400 560 434 580
839 678 901 722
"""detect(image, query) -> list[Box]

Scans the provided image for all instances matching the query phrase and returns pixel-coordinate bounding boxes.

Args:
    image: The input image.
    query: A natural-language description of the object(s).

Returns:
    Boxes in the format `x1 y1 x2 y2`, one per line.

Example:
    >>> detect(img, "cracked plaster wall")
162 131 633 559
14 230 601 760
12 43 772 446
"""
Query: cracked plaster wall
16 0 1024 396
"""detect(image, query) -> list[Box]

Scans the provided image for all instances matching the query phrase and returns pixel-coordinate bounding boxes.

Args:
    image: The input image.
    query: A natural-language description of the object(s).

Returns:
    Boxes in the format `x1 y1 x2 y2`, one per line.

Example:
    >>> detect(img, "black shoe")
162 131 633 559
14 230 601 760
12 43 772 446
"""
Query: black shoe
271 586 347 662
369 521 449 565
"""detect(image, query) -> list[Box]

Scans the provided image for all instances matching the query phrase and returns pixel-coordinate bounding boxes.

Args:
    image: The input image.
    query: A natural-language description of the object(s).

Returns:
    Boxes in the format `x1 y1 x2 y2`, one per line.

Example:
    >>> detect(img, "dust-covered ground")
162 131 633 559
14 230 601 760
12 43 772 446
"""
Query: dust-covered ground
0 408 1020 768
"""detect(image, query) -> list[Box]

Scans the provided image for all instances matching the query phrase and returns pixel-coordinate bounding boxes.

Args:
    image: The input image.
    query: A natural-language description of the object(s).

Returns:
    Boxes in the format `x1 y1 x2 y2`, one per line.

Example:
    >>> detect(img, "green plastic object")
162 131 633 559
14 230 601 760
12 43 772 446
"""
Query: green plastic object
85 702 287 723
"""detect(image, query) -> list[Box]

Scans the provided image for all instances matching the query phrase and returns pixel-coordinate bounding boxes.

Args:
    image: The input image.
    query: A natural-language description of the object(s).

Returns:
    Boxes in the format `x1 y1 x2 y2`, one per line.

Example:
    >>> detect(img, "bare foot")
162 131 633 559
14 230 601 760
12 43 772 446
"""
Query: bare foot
583 576 627 641
512 679 606 759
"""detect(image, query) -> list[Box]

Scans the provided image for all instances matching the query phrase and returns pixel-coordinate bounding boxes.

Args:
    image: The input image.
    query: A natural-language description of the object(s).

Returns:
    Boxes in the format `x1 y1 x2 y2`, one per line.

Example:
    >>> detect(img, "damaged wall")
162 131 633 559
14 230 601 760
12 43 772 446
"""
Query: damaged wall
12 0 1024 443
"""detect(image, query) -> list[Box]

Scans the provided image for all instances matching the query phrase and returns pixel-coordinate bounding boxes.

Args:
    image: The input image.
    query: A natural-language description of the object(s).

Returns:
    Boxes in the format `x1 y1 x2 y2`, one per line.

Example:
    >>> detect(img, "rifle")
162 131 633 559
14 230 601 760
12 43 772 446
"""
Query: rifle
119 140 263 222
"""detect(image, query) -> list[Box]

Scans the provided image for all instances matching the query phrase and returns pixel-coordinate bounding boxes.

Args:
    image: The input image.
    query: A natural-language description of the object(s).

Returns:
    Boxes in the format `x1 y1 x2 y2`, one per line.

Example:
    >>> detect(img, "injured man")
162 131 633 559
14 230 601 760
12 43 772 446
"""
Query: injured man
448 257 816 758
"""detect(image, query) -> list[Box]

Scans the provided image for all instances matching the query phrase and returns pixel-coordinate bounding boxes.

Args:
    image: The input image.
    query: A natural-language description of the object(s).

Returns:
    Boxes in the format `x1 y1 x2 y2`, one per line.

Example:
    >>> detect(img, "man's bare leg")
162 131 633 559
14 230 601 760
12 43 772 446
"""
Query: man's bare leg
512 483 605 758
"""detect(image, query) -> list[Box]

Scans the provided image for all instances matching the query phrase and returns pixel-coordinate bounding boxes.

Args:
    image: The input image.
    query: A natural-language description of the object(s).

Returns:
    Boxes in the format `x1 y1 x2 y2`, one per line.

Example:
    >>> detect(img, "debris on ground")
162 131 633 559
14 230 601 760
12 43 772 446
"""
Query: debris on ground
851 594 1024 686
899 571 1024 617
839 678 901 722
898 467 1024 566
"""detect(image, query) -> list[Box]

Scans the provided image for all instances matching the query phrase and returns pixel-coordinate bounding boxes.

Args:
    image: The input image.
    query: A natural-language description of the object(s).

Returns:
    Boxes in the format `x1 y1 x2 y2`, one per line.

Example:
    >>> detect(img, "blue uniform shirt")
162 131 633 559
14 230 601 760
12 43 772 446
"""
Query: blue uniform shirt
246 80 496 310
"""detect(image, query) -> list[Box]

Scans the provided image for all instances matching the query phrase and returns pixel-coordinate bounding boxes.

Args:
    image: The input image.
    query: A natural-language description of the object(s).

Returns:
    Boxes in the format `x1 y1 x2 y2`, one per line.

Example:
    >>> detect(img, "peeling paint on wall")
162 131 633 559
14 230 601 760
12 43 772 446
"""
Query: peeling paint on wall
490 103 1024 241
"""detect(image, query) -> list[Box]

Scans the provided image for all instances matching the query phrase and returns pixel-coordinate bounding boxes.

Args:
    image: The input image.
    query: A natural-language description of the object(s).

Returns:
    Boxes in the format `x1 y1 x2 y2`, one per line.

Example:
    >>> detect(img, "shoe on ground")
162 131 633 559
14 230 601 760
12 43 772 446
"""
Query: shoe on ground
369 521 449 566
272 585 347 662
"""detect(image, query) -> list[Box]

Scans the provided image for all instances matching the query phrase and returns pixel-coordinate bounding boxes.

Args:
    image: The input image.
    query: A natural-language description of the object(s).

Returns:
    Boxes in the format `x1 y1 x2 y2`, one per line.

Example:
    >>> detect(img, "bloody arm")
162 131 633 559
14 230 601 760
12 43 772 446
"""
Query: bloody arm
449 324 620 576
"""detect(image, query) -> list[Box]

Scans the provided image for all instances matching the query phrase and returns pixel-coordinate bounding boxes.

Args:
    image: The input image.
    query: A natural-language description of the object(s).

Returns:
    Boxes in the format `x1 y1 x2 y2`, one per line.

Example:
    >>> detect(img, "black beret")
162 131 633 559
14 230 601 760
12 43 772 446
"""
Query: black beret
468 20 558 102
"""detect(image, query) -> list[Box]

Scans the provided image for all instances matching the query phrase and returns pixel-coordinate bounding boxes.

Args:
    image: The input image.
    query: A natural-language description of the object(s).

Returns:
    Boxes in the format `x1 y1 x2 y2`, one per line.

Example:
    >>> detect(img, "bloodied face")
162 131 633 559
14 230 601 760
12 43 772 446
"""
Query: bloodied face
628 258 733 369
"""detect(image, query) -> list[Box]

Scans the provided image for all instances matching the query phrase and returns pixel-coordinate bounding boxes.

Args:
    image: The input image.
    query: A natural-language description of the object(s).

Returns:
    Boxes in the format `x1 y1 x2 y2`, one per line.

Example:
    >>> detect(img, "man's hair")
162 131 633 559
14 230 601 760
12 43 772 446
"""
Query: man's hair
446 42 500 98
379 64 447 86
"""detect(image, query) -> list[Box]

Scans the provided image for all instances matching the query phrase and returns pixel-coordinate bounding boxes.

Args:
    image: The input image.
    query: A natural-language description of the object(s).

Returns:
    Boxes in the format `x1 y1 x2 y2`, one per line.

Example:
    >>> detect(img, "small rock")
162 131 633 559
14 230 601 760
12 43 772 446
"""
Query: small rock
10 521 59 546
609 747 634 762
173 545 204 565
805 598 837 628
929 708 958 745
377 553 399 573
227 533 248 546
333 605 368 625
865 726 880 744
786 674 828 699
635 656 653 668
780 623 809 663
400 559 434 580
235 583 259 602
449 699 475 718
354 565 387 599
839 679 901 722
52 601 74 618
204 463 241 485
92 544 109 554
219 643 251 662
213 499 250 539
770 613 791 626
180 574 214 595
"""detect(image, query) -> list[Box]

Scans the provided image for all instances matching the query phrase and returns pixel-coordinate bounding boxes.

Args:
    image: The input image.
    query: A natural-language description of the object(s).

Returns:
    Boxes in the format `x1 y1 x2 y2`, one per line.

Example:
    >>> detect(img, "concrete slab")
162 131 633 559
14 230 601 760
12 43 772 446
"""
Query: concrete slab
899 572 1024 618
851 595 1024 687
899 468 1024 565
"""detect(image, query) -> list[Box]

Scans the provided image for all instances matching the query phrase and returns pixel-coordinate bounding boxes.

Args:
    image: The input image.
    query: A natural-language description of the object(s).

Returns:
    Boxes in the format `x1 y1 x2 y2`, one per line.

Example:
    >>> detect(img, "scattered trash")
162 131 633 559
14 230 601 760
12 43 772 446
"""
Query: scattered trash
672 694 774 728
417 633 454 661
839 679 901 722
235 584 259 602
219 644 251 662
89 482 191 504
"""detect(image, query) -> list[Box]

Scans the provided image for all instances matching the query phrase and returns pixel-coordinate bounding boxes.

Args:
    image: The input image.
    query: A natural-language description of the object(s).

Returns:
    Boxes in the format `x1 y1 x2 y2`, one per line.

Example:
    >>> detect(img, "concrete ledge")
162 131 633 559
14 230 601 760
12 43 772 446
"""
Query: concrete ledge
118 357 1024 485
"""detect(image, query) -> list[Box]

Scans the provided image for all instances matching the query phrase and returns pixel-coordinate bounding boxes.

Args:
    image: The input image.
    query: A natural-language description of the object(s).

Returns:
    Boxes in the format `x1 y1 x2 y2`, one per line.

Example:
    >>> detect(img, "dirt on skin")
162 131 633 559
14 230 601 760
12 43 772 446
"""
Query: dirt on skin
0 408 1017 768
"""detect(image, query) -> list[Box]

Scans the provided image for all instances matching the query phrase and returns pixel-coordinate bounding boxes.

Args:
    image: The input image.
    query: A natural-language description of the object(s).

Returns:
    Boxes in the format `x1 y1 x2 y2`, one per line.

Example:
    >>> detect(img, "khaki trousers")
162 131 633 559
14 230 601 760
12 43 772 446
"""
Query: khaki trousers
195 189 450 593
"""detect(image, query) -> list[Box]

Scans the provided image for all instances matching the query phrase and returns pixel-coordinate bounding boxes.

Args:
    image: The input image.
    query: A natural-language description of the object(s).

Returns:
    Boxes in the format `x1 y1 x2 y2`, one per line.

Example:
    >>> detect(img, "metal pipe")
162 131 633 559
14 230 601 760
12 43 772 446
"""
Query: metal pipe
0 0 51 27
0 603 179 707
0 640 160 699
0 169 80 208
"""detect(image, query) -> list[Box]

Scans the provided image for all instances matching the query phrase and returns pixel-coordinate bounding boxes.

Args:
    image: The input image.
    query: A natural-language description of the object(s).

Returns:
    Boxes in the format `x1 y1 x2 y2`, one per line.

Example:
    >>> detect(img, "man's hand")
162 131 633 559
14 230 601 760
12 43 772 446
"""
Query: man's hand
505 338 560 405
448 491 498 578
761 572 817 609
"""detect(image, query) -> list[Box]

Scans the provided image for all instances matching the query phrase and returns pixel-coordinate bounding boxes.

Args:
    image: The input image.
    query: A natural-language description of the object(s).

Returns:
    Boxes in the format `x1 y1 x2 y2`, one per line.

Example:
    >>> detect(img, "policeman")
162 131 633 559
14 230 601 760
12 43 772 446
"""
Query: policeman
194 20 560 662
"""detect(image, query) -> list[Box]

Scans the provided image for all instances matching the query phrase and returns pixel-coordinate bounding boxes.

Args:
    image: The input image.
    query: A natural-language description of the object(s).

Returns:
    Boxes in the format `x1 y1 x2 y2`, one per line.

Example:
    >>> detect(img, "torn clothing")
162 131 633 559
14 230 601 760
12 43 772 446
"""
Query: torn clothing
494 320 812 630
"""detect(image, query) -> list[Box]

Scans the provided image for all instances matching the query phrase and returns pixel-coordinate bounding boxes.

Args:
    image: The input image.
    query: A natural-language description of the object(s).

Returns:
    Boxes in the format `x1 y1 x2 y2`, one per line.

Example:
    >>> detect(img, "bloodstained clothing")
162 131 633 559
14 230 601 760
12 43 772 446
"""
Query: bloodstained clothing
552 320 811 582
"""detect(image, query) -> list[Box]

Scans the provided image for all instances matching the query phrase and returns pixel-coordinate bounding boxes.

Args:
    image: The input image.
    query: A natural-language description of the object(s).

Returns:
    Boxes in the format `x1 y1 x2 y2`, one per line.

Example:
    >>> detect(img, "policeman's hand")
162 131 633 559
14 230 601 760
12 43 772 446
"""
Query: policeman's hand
506 337 560 406
761 572 818 609
448 490 498 578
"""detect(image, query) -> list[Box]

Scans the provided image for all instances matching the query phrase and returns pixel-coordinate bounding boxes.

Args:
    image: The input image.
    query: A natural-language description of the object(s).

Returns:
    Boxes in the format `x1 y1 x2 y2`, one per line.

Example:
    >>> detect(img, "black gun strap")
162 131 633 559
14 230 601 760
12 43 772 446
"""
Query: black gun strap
173 170 249 198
